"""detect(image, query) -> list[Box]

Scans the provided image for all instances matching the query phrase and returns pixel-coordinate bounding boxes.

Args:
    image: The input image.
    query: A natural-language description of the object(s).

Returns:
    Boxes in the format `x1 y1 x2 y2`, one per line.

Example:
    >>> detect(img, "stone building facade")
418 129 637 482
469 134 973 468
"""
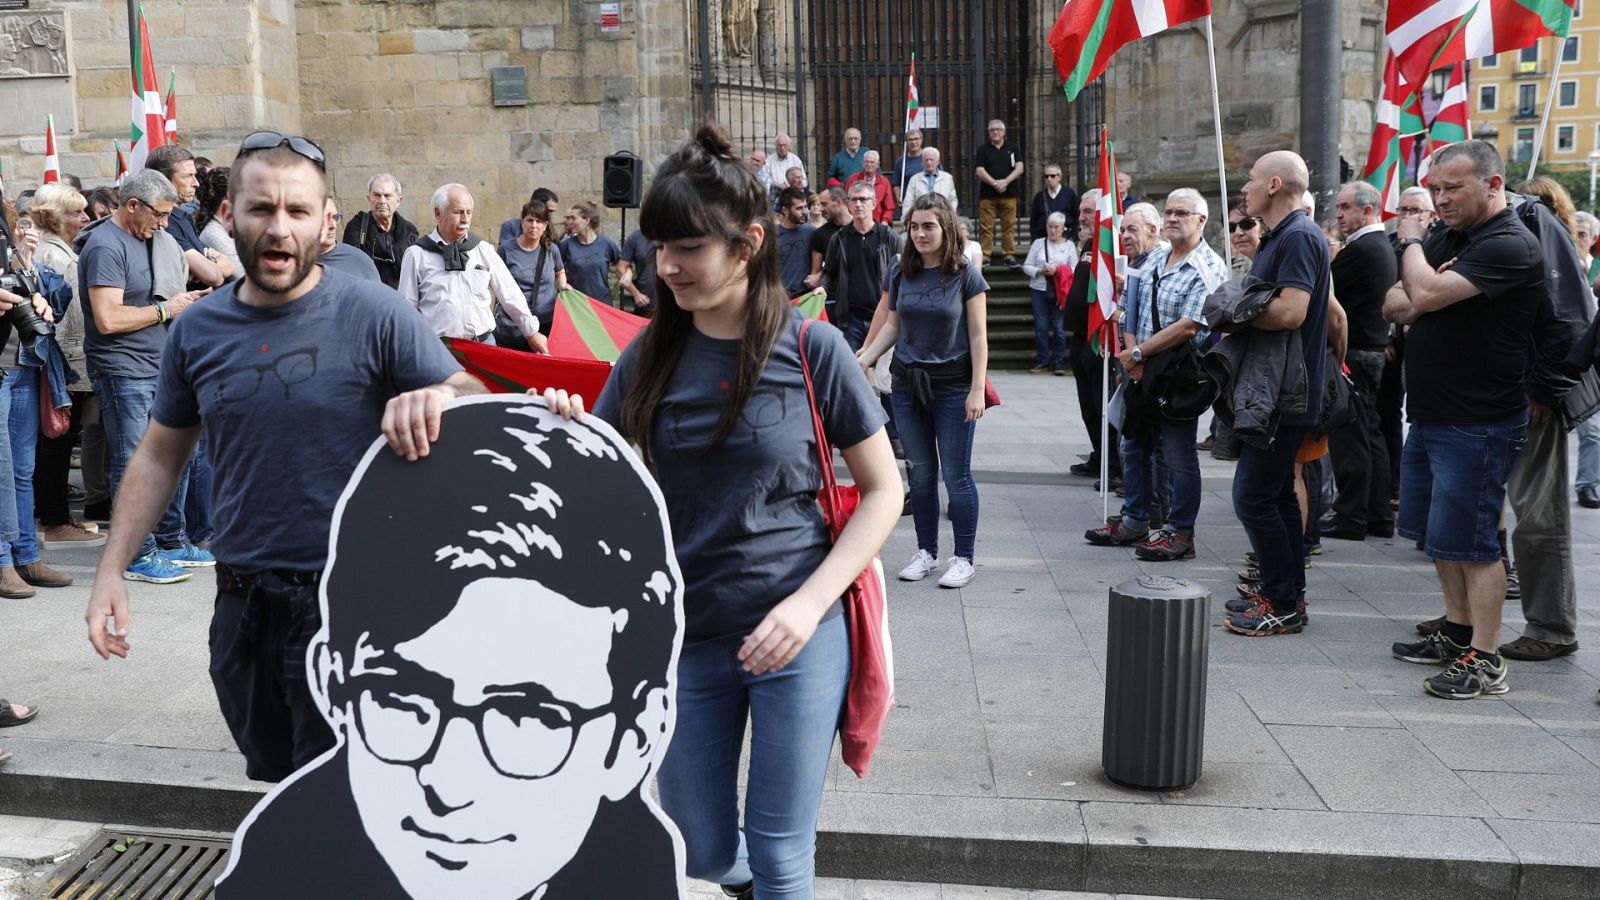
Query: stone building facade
0 0 691 232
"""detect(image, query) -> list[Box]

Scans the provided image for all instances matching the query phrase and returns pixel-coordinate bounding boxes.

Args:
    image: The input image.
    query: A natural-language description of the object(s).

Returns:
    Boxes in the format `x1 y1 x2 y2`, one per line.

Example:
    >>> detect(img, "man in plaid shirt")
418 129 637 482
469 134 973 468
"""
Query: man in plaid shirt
1085 188 1228 560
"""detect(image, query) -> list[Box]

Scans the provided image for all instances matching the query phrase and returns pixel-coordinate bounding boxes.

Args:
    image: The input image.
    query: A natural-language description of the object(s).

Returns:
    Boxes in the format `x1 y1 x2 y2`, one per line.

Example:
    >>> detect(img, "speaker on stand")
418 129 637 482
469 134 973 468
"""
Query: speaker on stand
603 152 643 246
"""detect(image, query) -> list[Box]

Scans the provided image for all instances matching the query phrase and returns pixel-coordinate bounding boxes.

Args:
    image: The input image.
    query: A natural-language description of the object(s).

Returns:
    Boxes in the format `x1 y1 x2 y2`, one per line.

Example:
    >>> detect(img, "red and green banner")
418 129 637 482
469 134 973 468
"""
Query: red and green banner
446 339 614 400
1049 0 1212 101
904 53 921 132
164 70 178 145
792 289 828 321
547 289 648 362
1087 127 1120 356
1418 62 1471 186
1387 0 1576 91
129 5 165 171
114 140 128 185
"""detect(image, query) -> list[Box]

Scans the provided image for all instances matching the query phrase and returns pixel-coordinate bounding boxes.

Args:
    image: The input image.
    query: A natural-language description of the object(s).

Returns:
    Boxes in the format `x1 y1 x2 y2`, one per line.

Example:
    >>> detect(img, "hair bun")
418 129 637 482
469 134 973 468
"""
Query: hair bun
693 122 740 164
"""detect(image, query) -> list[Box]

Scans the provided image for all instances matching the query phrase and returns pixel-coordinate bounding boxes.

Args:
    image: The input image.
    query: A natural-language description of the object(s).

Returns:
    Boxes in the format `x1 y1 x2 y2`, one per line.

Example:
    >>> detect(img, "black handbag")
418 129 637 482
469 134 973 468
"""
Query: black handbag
494 242 545 352
1147 269 1219 421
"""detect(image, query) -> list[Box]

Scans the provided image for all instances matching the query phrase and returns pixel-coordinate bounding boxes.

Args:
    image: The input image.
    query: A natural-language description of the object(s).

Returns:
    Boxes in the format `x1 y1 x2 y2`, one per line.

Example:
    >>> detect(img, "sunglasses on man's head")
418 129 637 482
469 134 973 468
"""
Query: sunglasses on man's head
1229 217 1260 233
237 131 327 170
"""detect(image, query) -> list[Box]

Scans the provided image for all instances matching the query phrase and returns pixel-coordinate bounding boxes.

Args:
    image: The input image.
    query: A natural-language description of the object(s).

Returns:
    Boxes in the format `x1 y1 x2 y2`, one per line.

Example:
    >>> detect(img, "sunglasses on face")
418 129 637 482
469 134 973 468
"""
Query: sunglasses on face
237 131 327 169
1229 217 1260 233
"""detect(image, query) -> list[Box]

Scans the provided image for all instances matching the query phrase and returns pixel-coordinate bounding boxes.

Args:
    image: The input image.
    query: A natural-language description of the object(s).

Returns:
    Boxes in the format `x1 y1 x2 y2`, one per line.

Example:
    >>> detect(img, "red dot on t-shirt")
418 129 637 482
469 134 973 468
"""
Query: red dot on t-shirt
719 380 729 391
260 344 270 353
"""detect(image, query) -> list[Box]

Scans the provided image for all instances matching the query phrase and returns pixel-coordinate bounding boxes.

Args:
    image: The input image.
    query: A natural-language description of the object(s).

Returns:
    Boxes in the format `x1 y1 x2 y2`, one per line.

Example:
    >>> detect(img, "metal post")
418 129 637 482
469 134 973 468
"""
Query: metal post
792 0 807 172
1298 0 1340 223
1589 151 1598 209
696 0 714 123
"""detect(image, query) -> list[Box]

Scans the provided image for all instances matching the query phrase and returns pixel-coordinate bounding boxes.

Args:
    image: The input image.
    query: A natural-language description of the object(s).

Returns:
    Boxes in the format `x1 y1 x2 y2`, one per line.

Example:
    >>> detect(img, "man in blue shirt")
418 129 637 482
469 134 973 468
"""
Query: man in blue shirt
145 145 233 289
775 187 816 298
1226 151 1330 638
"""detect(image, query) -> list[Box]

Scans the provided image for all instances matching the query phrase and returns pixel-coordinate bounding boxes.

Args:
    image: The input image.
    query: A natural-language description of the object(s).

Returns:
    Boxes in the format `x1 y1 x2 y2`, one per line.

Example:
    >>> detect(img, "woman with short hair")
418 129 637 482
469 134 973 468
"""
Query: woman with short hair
557 200 623 304
1022 210 1078 374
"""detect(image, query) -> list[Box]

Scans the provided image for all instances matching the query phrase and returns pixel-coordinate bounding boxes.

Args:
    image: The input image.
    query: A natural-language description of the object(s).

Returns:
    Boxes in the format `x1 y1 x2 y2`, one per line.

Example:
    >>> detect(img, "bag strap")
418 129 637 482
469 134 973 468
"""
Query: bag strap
796 319 843 519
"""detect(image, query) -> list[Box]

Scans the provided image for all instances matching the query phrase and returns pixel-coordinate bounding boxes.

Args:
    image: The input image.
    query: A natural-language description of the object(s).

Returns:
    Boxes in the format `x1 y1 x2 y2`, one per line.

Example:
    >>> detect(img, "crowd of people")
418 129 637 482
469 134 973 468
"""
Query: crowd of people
0 115 1596 899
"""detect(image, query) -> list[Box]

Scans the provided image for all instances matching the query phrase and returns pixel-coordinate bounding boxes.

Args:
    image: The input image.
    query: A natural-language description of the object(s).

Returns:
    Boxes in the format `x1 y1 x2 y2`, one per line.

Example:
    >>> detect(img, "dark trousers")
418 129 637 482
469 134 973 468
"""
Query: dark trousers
1069 336 1119 471
33 392 88 526
208 566 336 783
1233 426 1311 610
1328 350 1393 529
1377 340 1405 495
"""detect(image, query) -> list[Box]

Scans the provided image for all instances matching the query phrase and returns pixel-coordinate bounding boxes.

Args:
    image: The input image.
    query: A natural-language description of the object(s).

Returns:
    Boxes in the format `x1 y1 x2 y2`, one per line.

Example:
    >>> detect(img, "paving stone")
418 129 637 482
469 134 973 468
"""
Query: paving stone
964 608 1085 658
834 747 996 798
1239 683 1399 730
1198 692 1291 765
984 715 1155 805
878 679 986 753
1377 696 1598 775
1269 724 1494 817
1155 761 1327 811
1458 771 1600 824
0 696 149 743
973 655 1105 719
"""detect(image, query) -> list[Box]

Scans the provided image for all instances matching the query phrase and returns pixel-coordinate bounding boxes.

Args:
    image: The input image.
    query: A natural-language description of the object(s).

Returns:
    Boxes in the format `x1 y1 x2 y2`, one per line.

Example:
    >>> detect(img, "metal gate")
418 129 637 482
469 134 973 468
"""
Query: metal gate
688 0 1106 205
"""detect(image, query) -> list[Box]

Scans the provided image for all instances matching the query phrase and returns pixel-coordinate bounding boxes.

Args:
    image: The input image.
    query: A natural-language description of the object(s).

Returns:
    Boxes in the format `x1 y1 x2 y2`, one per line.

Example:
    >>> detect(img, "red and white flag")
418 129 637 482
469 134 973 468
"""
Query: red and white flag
42 115 59 185
1418 63 1472 185
1363 53 1427 220
114 140 129 186
129 4 165 170
1386 0 1576 90
1050 0 1212 101
163 70 178 145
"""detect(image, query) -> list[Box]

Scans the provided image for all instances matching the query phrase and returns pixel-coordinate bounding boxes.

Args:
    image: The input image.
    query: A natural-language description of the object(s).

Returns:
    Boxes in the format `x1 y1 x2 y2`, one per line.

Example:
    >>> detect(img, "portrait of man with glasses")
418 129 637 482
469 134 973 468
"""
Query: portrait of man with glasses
217 398 687 900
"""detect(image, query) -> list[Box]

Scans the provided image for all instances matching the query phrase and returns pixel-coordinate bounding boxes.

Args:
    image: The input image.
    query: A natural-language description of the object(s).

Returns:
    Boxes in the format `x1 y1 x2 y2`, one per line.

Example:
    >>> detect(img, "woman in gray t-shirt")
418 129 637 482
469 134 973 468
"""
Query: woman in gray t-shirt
496 199 567 332
858 193 990 588
543 125 901 900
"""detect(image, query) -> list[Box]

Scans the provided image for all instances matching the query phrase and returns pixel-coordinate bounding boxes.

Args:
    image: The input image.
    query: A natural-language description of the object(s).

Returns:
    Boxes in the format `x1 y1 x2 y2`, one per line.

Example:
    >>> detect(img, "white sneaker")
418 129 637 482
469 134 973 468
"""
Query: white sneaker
938 556 976 588
897 549 939 581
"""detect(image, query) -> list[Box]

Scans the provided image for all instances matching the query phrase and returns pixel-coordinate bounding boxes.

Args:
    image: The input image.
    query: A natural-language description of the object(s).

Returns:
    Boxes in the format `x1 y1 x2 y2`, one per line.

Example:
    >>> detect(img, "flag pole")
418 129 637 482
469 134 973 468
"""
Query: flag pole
1203 15 1232 268
900 53 915 210
1100 333 1110 520
1527 38 1566 180
127 1 138 74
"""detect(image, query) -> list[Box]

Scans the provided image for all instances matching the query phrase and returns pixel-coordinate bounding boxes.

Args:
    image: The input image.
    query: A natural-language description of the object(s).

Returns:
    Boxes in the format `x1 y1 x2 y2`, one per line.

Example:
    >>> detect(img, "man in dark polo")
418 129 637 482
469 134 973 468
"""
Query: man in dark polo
1323 180 1398 541
1384 140 1541 700
341 173 418 290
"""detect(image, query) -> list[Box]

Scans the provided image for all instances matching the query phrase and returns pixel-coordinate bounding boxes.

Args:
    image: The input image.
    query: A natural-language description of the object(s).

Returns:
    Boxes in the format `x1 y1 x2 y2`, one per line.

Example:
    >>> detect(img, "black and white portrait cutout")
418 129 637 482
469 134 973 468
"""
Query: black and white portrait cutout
216 397 687 900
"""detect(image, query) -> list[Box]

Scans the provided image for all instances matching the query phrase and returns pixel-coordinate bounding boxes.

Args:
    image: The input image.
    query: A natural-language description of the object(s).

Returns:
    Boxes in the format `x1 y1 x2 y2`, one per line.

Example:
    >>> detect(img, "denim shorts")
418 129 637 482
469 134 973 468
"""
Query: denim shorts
1397 414 1527 563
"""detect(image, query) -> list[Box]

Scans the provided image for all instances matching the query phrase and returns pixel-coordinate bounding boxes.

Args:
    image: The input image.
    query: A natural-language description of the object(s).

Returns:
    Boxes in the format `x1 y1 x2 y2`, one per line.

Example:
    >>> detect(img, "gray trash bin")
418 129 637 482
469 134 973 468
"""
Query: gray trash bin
1101 574 1209 791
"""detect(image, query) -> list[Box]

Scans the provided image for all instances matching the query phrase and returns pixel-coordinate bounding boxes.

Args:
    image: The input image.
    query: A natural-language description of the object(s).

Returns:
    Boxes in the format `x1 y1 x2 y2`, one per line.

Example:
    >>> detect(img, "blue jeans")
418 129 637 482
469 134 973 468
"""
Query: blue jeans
185 434 214 545
892 387 979 560
1029 288 1065 367
91 372 192 559
657 614 849 900
1119 417 1200 532
3 367 40 567
1398 414 1527 563
0 374 20 563
1233 425 1310 610
1575 415 1600 491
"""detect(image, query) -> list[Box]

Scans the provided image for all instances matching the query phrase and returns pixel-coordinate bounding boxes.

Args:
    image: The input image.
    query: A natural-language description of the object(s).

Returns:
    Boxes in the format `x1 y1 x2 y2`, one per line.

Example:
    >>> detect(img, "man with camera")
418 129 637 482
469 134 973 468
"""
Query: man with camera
78 169 213 585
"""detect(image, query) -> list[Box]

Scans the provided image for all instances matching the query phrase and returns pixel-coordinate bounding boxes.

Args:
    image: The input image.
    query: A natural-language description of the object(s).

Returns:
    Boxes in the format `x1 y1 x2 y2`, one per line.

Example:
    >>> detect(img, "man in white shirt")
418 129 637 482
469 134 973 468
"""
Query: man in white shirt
900 148 958 220
761 133 807 193
398 184 547 352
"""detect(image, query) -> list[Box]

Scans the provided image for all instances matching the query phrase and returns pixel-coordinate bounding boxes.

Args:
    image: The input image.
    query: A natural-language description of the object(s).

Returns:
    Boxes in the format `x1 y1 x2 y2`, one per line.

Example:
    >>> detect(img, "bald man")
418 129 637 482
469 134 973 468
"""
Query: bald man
1225 150 1331 638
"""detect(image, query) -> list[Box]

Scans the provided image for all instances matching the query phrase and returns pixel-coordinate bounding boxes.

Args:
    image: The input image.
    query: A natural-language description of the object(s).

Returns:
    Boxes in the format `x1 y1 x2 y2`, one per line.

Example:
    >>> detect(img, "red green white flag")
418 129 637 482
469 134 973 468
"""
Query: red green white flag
445 338 613 400
129 5 165 171
42 115 59 185
1049 0 1212 101
1086 127 1120 356
1418 62 1471 185
904 54 920 132
547 289 648 362
1386 0 1576 91
792 289 828 321
163 70 178 145
1363 53 1426 220
114 140 128 186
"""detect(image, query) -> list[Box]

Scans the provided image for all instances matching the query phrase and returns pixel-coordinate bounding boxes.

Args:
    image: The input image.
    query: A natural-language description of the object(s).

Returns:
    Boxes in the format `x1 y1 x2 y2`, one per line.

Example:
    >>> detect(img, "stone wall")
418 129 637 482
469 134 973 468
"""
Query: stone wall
0 0 299 187
297 0 692 236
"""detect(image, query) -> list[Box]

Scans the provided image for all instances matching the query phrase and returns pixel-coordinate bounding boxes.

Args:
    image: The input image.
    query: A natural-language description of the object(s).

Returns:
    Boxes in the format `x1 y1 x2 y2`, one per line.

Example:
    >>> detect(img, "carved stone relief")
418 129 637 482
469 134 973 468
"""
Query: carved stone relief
0 12 69 78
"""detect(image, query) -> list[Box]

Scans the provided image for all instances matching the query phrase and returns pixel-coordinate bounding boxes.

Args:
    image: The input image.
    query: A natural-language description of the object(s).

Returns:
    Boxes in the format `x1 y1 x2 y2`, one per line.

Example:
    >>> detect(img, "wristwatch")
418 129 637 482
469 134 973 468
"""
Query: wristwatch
1398 237 1424 251
1130 346 1144 363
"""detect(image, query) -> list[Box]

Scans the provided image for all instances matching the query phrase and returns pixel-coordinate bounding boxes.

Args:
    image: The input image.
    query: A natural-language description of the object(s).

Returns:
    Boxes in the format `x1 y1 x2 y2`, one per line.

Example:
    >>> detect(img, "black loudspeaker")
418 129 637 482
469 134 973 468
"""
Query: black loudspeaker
603 152 643 208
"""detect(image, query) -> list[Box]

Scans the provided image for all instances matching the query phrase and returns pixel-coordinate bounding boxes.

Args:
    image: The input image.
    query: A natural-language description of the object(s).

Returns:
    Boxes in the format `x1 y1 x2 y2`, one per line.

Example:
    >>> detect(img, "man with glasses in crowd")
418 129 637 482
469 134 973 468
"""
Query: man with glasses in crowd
77 169 213 585
891 129 925 204
819 181 904 349
1029 164 1079 244
341 173 418 290
84 131 484 783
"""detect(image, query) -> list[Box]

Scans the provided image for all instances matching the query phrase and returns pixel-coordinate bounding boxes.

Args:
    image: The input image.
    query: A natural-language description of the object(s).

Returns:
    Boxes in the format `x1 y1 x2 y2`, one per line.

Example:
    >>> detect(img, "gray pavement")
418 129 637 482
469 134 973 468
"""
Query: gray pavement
1 372 1598 898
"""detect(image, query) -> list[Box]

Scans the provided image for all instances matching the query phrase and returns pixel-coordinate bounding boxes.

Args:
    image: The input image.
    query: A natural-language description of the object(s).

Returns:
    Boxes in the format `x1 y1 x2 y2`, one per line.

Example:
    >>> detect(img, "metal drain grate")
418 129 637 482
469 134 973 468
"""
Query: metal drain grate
38 828 232 899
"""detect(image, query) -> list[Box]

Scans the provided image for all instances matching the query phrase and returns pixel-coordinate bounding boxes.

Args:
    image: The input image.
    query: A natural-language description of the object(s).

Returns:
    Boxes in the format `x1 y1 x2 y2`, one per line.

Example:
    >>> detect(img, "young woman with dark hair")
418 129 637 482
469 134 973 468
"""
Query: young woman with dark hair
857 193 990 588
541 123 900 899
558 199 624 304
498 198 569 337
